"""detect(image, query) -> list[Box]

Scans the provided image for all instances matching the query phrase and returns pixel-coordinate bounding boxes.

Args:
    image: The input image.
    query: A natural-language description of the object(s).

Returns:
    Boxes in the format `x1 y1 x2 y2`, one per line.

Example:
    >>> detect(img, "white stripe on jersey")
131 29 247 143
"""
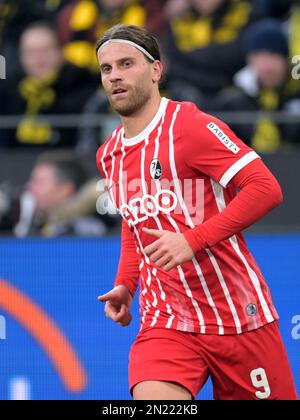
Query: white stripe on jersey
103 131 152 320
101 130 156 330
117 129 164 331
151 289 158 307
140 128 172 328
116 132 155 323
108 130 122 208
210 179 274 324
150 309 160 327
100 129 120 208
207 248 243 333
169 105 224 334
166 214 205 334
151 110 176 329
166 304 175 329
152 268 166 301
142 298 151 328
139 260 148 296
100 129 117 179
147 107 202 331
117 140 151 265
118 141 126 206
219 151 260 188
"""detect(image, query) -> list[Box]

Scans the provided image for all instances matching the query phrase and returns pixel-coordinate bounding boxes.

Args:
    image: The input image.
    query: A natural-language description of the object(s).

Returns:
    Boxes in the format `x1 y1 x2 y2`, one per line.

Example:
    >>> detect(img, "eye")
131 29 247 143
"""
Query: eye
123 60 132 68
101 65 111 74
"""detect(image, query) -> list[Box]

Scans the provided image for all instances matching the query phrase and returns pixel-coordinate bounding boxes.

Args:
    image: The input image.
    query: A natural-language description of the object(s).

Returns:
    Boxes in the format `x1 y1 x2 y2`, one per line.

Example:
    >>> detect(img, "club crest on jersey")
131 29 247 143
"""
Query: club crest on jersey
246 304 257 317
150 159 162 180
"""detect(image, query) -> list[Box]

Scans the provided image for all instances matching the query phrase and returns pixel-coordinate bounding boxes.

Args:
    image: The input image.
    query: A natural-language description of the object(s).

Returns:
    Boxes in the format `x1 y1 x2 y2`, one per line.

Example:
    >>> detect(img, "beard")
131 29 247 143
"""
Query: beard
108 84 152 117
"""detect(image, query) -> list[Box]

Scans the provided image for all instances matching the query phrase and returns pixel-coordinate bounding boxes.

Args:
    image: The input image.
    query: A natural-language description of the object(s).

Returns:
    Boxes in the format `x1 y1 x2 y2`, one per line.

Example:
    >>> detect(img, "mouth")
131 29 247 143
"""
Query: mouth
112 88 128 97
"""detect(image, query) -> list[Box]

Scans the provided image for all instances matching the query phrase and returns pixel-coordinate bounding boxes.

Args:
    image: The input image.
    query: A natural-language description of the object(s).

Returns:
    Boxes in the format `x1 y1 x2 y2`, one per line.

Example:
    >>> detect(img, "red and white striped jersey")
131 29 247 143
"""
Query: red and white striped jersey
97 97 278 335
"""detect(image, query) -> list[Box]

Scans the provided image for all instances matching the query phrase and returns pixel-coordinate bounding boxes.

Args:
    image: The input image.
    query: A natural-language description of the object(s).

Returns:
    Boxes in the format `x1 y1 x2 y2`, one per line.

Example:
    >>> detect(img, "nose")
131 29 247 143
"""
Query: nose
109 65 123 83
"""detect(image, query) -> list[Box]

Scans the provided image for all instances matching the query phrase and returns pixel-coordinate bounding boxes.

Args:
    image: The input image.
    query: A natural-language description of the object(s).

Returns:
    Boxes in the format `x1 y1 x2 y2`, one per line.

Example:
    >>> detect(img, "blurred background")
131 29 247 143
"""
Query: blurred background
0 0 299 400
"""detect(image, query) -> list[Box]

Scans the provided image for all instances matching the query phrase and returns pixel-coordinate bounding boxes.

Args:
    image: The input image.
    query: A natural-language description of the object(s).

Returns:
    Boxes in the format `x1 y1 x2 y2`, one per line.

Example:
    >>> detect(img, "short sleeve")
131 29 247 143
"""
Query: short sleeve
182 105 260 187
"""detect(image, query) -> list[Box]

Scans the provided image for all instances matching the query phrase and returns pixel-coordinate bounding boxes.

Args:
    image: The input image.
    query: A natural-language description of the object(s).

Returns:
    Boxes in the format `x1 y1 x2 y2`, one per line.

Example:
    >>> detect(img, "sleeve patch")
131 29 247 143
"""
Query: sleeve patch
207 122 240 154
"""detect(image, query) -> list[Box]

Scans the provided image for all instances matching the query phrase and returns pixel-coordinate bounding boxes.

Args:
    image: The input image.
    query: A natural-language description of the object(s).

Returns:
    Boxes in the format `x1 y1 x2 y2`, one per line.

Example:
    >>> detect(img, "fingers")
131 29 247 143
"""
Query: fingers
154 254 172 268
142 228 165 238
147 248 165 262
98 290 115 302
104 302 132 327
144 240 160 257
98 287 121 303
104 301 120 321
116 304 132 327
98 287 133 327
163 260 177 272
143 229 172 257
144 238 175 269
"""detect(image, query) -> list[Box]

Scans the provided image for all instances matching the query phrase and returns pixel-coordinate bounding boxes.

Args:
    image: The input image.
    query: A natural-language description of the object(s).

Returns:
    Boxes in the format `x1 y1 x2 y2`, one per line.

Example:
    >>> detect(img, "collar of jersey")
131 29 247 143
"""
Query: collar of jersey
121 97 168 147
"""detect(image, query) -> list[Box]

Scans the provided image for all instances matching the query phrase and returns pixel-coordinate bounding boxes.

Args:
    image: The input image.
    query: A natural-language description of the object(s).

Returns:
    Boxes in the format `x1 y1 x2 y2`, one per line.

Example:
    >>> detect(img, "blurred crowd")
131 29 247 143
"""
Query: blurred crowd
0 0 300 237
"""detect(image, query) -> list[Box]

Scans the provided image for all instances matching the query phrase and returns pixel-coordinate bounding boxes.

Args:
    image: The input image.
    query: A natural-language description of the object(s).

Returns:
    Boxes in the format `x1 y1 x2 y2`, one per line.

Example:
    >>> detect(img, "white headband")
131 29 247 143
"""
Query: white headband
98 39 156 62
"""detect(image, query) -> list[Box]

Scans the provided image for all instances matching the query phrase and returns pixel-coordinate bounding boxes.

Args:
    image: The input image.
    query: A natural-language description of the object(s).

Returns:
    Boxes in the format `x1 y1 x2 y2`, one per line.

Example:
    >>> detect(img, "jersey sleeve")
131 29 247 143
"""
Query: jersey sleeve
183 158 283 253
182 104 260 187
114 220 140 298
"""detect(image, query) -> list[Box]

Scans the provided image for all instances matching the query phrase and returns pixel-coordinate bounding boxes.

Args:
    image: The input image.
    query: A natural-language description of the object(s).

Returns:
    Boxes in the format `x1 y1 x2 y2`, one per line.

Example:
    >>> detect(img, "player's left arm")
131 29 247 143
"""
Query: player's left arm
144 109 283 271
183 157 283 254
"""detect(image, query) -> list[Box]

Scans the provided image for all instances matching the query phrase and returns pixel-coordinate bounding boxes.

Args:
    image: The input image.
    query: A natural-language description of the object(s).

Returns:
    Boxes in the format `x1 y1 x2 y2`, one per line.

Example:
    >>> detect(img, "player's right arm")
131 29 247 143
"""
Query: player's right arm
98 220 140 326
96 142 140 326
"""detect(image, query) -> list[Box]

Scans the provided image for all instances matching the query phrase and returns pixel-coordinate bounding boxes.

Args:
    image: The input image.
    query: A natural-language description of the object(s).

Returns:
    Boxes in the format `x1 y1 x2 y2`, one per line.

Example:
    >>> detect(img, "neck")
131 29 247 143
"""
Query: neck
121 92 162 139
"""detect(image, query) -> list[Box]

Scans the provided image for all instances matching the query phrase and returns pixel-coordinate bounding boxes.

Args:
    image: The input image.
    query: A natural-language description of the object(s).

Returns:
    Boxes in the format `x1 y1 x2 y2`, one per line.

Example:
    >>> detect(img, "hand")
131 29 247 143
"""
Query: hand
143 228 194 272
98 285 133 327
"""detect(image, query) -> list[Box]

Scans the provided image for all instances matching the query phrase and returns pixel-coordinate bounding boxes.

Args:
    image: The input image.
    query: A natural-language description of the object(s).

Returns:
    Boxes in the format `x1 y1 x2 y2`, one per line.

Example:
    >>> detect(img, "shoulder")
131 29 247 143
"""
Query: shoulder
166 99 201 125
174 100 226 134
96 125 122 162
173 101 243 154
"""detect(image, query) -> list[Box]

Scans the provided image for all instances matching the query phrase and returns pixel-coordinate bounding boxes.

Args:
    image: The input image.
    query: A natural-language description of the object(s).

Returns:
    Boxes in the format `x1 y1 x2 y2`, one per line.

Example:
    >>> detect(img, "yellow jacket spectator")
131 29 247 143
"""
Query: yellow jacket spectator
56 0 165 72
0 22 98 148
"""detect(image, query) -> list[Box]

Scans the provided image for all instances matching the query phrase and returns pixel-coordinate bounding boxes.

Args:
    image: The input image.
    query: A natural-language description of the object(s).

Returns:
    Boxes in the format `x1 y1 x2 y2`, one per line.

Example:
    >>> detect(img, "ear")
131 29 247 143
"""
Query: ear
152 60 164 83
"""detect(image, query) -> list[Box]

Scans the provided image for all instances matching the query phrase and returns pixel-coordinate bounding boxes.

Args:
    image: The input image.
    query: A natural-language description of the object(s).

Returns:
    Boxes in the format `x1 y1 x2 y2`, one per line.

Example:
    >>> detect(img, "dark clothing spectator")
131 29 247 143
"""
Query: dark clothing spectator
0 151 118 237
0 0 69 43
214 70 300 152
0 62 98 148
213 19 300 152
252 0 293 19
164 0 259 108
0 0 70 80
76 89 116 154
14 178 117 238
